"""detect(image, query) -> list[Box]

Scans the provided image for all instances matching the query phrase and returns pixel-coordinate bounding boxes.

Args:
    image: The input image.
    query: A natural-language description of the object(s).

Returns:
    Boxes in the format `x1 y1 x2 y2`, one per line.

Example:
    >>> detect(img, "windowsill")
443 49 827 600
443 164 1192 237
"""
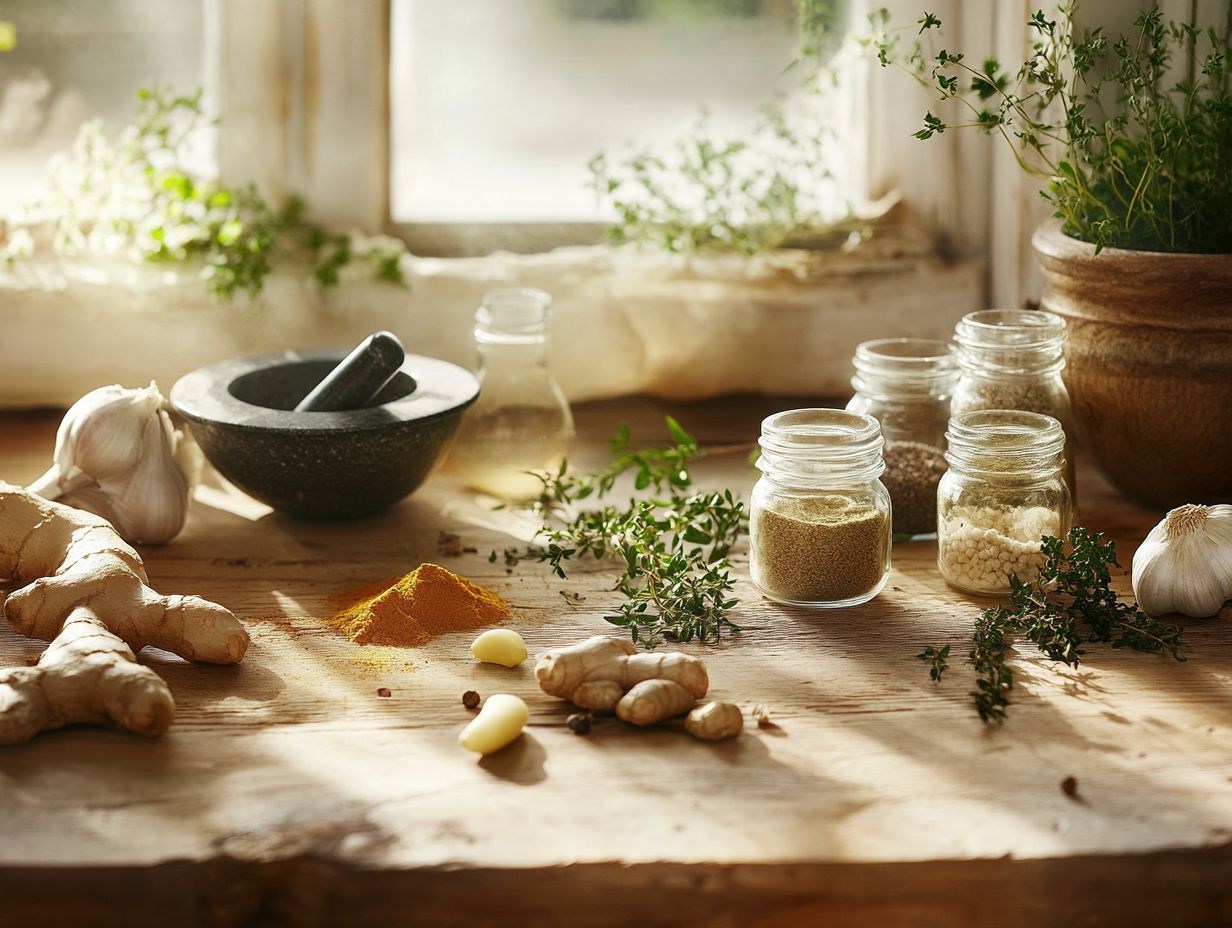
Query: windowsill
0 227 982 409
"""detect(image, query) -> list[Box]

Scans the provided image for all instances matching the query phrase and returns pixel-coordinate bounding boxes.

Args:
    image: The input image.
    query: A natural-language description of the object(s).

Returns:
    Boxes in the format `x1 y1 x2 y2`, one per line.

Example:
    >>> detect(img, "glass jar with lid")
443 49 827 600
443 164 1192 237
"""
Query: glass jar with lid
749 409 892 608
845 338 957 540
447 287 575 499
937 409 1072 595
952 309 1076 501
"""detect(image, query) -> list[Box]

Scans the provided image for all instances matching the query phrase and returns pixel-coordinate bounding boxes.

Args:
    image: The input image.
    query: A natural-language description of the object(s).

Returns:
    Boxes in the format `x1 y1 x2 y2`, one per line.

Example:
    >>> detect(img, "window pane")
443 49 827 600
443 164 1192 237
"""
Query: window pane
0 0 207 215
390 0 799 223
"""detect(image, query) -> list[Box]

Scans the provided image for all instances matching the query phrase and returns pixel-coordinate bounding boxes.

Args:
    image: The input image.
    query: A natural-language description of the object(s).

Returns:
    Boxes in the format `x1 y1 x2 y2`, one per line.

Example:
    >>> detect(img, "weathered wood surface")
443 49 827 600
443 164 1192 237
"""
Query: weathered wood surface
1 397 1230 927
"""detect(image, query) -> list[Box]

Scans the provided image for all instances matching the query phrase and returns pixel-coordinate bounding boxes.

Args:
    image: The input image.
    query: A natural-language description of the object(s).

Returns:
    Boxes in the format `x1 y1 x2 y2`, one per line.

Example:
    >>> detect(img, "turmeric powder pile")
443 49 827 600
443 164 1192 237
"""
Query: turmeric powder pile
329 563 509 646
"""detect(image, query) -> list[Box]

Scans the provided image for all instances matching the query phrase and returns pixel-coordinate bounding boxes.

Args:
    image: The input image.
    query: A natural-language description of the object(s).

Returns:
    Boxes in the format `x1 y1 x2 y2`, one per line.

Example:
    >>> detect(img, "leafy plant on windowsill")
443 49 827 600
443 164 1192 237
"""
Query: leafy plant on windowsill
867 4 1232 254
587 0 871 254
1 87 408 298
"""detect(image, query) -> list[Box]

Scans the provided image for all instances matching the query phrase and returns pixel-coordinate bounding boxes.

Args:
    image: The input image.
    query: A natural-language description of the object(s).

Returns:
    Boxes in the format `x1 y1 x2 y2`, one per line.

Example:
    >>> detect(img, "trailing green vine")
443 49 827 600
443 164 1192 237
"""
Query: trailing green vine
5 87 408 298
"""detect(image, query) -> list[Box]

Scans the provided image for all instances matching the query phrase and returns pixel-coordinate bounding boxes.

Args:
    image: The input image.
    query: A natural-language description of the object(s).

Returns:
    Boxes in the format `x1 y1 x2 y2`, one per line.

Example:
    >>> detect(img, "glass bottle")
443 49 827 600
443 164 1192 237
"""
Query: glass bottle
846 338 957 540
749 408 892 608
951 309 1076 502
937 409 1072 595
447 287 575 499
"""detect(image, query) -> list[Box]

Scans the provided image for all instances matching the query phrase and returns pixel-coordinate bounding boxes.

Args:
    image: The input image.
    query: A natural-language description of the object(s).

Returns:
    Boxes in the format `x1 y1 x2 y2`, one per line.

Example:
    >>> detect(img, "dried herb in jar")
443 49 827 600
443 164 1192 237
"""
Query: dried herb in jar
751 495 889 604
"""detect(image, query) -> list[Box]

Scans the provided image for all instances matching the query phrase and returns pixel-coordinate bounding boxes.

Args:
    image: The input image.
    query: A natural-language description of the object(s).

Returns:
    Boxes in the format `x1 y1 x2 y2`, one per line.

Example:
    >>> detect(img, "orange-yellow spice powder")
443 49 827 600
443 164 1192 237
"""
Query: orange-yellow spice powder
329 563 509 646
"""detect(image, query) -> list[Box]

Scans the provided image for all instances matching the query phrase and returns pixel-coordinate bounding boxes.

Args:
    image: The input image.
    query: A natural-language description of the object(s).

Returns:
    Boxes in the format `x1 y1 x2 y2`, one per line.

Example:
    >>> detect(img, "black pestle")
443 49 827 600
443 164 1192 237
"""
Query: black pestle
293 331 407 412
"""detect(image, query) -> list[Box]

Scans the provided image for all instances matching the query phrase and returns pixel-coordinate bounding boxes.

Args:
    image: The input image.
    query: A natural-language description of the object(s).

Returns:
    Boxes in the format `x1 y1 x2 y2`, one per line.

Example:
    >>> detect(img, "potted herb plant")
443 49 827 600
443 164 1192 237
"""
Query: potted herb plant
875 5 1232 507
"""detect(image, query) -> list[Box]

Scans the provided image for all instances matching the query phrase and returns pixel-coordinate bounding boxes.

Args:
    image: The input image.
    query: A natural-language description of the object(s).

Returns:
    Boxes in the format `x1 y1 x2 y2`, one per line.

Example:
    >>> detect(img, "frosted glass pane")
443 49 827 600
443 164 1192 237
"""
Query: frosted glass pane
0 0 206 215
390 0 799 223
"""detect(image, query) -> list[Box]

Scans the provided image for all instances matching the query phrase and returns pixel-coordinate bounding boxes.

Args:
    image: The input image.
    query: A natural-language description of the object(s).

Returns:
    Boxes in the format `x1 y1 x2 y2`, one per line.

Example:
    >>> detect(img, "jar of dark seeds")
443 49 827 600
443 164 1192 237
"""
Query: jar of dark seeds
846 338 956 540
749 409 892 608
952 309 1077 503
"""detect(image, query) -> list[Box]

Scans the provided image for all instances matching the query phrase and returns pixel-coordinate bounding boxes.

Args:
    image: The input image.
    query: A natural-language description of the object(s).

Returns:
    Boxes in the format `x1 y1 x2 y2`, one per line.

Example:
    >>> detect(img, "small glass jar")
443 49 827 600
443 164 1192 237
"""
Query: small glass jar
846 338 957 540
447 287 575 499
952 309 1076 502
937 409 1073 595
749 409 892 608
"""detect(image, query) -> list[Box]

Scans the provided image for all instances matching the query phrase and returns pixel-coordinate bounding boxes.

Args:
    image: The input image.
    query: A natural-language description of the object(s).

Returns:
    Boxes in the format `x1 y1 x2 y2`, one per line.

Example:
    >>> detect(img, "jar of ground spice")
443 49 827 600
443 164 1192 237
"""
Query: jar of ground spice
952 309 1077 502
750 409 892 608
846 338 956 540
937 409 1072 595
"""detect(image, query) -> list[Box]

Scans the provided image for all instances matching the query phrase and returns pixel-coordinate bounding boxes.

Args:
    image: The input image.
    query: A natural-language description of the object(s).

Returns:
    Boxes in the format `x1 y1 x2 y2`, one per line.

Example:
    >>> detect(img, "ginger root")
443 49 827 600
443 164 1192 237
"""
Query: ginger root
0 483 249 743
617 679 696 726
536 635 708 723
684 701 744 741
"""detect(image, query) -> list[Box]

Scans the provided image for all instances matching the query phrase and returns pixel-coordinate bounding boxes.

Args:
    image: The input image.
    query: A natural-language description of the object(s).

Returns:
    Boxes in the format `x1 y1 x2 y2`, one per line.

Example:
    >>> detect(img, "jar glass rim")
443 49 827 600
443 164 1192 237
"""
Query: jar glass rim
758 408 885 482
761 408 882 449
955 309 1066 350
477 287 552 341
946 408 1065 459
855 338 957 367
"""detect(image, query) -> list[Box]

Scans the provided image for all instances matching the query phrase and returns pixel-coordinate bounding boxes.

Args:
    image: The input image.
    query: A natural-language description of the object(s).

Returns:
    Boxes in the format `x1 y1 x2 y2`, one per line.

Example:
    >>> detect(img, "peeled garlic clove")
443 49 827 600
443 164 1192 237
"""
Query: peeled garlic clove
1132 504 1232 619
459 694 529 755
470 628 528 667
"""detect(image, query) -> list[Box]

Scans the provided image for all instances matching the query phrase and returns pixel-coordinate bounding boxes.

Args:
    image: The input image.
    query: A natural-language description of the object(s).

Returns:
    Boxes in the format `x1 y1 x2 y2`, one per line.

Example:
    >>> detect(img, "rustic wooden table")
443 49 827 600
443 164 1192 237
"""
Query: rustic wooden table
1 397 1230 927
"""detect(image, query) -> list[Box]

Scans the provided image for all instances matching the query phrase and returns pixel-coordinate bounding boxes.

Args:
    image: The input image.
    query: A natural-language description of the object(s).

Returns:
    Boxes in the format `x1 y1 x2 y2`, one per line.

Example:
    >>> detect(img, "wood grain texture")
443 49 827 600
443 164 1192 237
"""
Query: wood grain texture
1 397 1230 926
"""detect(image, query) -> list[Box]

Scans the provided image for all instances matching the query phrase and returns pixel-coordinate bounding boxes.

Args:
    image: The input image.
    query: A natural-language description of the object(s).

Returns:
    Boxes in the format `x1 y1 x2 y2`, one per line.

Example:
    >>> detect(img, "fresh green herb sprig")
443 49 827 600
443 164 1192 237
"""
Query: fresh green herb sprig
917 644 950 682
512 417 747 648
924 527 1186 722
587 108 856 255
11 87 408 298
865 5 1232 253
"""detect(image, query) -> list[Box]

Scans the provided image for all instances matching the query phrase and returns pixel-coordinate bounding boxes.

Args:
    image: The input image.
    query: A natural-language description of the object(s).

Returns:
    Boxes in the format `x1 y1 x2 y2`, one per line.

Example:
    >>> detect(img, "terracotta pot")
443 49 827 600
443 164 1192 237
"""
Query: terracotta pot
1032 221 1232 507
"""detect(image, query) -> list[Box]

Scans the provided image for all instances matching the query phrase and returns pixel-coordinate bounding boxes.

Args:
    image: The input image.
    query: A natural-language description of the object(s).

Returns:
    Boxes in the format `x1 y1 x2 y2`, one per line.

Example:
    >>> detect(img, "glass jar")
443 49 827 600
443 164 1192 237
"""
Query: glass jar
846 338 957 540
749 409 892 608
937 409 1073 595
952 309 1077 502
447 287 575 499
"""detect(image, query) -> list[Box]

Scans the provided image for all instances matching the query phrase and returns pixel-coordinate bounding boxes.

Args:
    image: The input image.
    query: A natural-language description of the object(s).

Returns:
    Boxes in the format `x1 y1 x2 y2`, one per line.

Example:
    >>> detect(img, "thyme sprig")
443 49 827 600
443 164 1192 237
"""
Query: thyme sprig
511 417 747 648
925 527 1187 722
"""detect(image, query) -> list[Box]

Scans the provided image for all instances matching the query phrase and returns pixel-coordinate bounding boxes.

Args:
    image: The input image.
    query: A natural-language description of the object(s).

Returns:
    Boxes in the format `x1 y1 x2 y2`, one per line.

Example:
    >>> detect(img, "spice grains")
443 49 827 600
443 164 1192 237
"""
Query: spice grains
751 494 890 605
881 440 948 537
938 505 1061 593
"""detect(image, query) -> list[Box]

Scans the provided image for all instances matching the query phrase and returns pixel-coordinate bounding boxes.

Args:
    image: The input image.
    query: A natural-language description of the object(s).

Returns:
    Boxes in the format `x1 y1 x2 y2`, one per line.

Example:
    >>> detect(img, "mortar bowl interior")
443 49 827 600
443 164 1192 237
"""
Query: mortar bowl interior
170 349 479 519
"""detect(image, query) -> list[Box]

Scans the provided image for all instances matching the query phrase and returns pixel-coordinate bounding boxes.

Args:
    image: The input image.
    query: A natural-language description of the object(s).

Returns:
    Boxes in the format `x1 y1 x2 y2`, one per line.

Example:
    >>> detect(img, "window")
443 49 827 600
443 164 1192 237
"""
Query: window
389 0 800 226
0 0 209 215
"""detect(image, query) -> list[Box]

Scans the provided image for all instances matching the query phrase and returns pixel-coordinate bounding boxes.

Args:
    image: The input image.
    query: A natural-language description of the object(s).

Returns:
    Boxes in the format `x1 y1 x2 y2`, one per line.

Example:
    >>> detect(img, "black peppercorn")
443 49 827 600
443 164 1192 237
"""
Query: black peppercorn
566 712 592 735
462 690 481 709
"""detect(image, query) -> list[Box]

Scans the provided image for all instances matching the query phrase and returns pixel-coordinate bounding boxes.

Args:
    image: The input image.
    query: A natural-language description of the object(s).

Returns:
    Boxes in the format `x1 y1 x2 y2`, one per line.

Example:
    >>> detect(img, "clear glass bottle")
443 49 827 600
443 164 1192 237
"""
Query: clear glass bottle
447 287 575 499
749 409 892 608
937 409 1072 595
952 309 1076 502
846 338 957 540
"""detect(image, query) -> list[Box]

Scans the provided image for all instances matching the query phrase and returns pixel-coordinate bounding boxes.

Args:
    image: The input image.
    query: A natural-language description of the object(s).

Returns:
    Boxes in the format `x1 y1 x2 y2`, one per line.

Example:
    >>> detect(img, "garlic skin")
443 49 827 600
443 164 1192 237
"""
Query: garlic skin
1132 504 1232 619
26 382 200 545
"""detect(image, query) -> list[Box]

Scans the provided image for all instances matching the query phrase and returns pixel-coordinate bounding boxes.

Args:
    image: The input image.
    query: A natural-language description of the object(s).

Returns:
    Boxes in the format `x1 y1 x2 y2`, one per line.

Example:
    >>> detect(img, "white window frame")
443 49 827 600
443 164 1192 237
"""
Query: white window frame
209 0 1020 281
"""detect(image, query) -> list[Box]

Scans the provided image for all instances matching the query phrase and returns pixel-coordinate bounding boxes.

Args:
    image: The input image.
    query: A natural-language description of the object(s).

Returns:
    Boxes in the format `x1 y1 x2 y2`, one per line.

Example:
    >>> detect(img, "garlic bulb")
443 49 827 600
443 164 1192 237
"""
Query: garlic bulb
27 382 201 545
1132 504 1232 619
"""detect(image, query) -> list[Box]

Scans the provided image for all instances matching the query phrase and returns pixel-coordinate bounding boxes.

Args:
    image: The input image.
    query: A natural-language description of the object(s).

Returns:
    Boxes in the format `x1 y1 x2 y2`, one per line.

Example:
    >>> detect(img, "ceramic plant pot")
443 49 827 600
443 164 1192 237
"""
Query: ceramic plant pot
1032 221 1232 507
